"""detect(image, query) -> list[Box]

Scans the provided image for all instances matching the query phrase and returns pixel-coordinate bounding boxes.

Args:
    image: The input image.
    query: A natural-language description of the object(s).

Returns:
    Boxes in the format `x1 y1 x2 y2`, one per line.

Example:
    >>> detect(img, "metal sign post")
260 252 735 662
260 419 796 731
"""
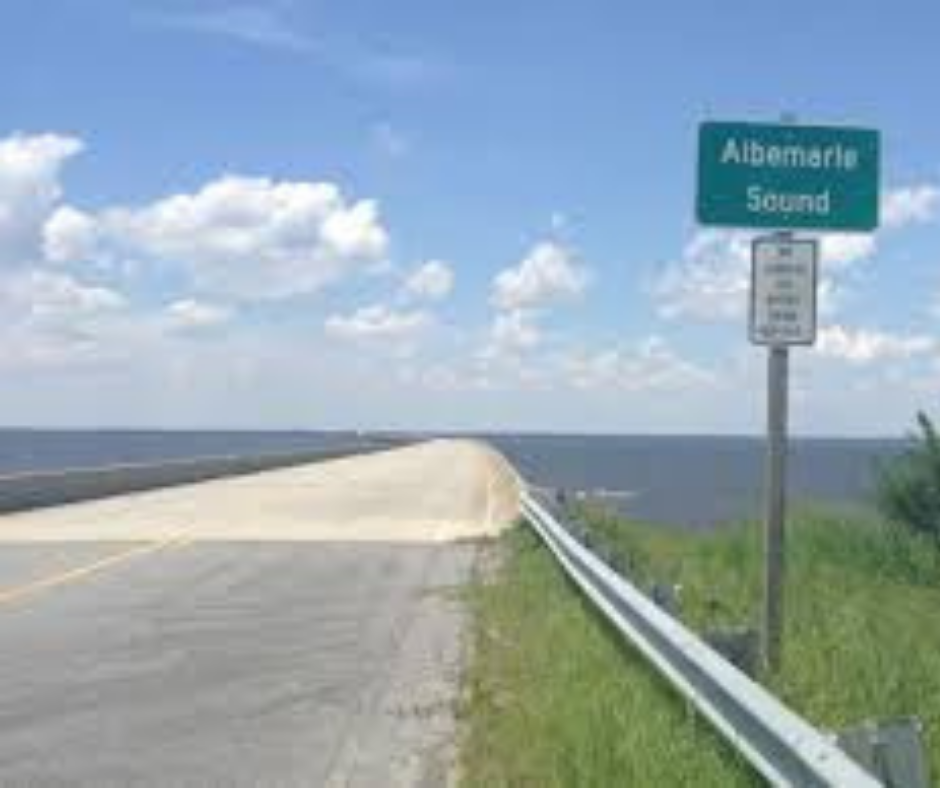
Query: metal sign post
750 235 818 671
696 117 880 673
763 343 788 672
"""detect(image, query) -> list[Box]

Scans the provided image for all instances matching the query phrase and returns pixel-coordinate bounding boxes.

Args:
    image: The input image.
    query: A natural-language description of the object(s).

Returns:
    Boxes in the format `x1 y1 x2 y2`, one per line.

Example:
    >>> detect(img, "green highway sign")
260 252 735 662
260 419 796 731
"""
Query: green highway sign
697 121 880 232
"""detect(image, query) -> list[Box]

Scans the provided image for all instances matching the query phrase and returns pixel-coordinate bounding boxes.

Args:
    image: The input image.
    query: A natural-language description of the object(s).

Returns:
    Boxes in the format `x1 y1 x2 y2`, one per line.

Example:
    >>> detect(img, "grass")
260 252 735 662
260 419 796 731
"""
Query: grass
578 500 940 758
458 527 758 787
459 505 940 786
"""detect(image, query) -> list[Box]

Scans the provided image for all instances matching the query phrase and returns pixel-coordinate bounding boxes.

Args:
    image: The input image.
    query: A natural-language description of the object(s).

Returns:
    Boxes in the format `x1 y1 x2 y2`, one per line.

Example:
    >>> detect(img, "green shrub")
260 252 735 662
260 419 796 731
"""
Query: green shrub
876 411 940 548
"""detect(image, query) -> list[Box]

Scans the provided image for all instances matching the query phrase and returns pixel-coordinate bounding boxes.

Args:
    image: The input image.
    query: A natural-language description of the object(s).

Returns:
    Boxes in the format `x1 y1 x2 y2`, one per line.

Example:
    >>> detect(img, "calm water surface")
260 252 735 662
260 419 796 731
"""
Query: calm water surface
0 430 905 528
0 430 364 475
487 434 903 527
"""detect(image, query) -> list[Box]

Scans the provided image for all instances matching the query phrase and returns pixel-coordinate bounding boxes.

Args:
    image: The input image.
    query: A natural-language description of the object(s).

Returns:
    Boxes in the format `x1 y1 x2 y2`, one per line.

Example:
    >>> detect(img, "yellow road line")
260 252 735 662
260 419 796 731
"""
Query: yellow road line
0 537 191 607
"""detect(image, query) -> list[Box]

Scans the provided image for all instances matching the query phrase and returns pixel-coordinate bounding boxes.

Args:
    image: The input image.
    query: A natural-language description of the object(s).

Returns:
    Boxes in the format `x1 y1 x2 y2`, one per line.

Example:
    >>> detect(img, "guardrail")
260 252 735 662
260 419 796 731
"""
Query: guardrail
521 490 881 788
0 441 402 515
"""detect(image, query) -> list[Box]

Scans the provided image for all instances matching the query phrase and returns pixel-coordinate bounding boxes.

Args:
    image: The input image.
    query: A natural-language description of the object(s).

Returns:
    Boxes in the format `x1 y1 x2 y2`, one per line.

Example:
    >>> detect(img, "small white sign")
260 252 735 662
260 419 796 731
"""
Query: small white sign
750 237 818 346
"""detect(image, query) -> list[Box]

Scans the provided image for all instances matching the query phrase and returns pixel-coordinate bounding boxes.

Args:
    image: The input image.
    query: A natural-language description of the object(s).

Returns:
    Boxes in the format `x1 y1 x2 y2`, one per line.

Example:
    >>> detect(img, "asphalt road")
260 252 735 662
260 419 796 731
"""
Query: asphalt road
0 440 517 787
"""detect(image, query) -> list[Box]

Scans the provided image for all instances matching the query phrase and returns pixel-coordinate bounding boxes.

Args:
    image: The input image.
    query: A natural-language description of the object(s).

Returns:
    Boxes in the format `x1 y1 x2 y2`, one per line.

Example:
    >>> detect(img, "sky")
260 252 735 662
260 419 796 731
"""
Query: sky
1 0 939 435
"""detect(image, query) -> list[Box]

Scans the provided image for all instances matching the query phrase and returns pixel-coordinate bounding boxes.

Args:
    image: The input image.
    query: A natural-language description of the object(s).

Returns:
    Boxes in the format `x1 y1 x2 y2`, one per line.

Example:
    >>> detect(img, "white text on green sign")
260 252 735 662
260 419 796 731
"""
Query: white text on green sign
698 122 880 232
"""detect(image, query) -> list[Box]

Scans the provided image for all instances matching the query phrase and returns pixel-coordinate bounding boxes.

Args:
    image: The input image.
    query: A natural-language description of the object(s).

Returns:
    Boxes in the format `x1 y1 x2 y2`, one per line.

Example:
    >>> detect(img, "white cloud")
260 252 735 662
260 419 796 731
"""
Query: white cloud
561 337 714 392
653 229 751 321
164 299 233 332
655 229 877 322
1 270 125 318
815 324 935 365
0 133 83 266
491 241 589 311
43 205 98 263
0 133 139 370
0 268 131 370
51 175 389 301
473 324 714 400
403 260 453 301
883 184 940 229
0 131 418 374
819 233 877 269
655 183 940 323
5 129 940 434
325 304 430 341
485 309 541 356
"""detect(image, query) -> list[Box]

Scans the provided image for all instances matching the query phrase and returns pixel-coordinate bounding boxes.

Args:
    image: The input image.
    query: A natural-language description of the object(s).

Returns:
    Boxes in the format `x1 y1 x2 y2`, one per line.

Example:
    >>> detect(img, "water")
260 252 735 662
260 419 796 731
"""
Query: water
0 429 906 528
0 429 366 475
488 434 904 528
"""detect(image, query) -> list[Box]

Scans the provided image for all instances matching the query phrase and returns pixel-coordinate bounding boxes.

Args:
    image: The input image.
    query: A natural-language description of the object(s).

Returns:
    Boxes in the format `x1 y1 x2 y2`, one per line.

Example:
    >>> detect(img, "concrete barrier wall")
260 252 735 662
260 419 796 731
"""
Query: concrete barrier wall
0 442 400 515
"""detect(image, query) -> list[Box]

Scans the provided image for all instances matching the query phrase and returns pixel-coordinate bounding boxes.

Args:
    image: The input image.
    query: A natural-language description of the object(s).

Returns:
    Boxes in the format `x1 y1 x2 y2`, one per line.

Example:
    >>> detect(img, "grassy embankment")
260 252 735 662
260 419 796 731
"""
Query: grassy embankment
459 504 940 786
